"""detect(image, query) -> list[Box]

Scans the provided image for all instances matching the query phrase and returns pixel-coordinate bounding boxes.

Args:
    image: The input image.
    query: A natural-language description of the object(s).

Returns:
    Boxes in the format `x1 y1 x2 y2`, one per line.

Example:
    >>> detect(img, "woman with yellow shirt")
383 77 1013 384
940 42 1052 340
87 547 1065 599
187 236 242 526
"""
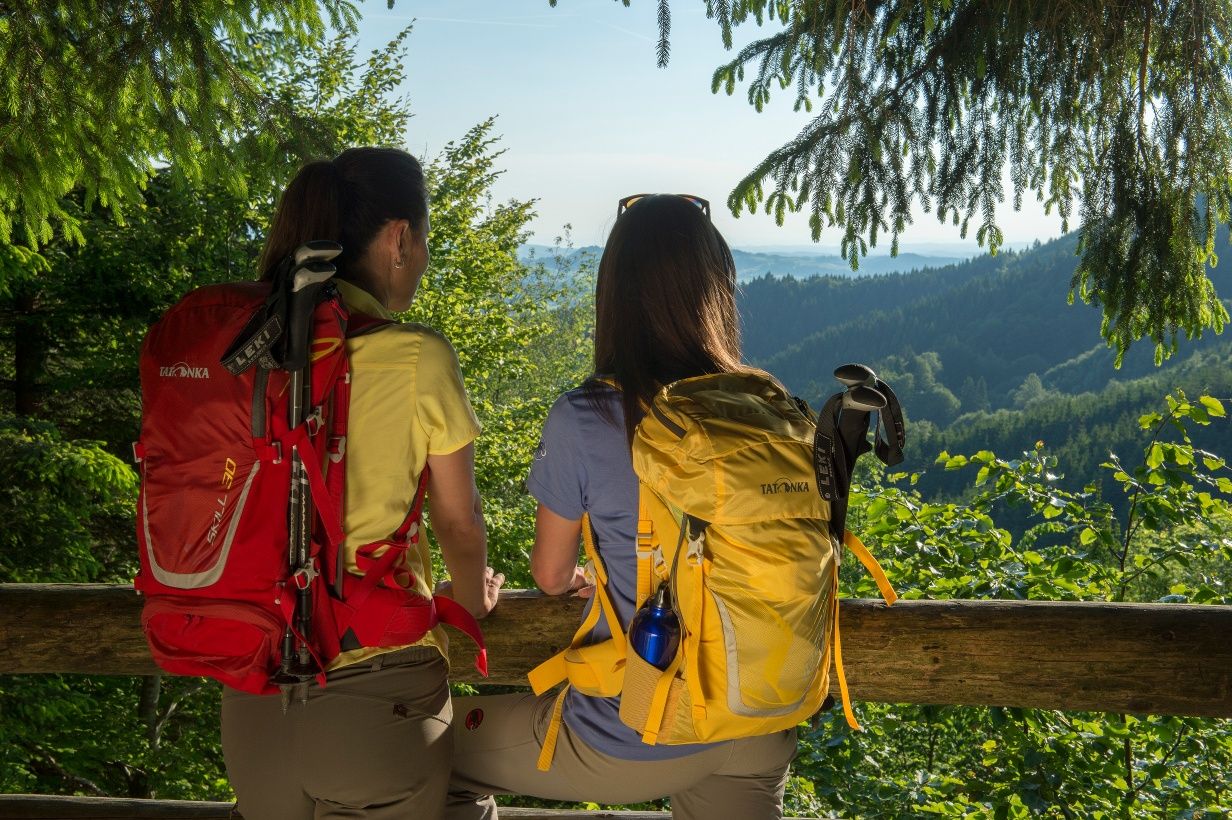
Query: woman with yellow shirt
221 147 503 819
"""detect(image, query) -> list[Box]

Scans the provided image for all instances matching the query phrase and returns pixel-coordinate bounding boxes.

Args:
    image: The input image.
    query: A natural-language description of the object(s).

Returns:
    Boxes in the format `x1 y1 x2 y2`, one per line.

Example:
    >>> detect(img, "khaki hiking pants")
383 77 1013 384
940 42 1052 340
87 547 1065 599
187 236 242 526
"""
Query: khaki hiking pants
222 646 452 820
445 692 796 820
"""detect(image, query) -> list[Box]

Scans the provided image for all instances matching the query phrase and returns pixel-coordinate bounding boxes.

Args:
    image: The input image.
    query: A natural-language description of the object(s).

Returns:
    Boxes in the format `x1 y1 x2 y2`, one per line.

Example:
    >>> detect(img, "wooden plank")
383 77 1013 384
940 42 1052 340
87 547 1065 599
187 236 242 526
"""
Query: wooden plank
0 584 1229 717
0 795 794 819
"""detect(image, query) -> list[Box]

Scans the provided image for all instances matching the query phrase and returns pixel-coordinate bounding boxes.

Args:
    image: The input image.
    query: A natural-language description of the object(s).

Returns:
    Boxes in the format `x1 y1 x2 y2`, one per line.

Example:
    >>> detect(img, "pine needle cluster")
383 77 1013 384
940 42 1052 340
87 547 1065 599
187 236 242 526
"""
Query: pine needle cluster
690 0 1231 363
0 0 358 248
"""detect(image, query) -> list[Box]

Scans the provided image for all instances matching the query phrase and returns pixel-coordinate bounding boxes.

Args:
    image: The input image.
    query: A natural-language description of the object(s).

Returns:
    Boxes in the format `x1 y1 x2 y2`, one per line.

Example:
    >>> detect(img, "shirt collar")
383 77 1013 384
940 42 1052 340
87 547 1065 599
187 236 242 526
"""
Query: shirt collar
335 279 394 321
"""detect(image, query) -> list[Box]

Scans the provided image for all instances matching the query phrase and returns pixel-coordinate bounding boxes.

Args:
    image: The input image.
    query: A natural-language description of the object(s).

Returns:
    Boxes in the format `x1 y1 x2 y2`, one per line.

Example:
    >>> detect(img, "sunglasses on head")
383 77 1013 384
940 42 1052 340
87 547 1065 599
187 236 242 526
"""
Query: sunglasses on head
617 193 711 219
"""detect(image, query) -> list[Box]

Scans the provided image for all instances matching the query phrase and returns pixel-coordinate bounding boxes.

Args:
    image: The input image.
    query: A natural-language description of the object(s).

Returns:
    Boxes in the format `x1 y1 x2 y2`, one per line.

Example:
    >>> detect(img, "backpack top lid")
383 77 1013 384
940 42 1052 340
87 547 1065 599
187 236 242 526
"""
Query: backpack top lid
632 371 829 526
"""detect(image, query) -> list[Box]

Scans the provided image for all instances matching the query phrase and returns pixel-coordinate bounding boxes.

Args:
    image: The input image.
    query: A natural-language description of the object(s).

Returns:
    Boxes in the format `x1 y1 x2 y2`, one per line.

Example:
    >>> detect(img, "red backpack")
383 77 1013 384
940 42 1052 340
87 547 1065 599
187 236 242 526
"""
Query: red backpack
134 273 485 694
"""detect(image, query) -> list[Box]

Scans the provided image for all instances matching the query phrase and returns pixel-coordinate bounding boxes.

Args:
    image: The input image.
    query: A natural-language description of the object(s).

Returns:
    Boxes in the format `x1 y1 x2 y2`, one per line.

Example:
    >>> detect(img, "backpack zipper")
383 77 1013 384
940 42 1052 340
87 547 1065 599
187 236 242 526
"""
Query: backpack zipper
651 403 686 438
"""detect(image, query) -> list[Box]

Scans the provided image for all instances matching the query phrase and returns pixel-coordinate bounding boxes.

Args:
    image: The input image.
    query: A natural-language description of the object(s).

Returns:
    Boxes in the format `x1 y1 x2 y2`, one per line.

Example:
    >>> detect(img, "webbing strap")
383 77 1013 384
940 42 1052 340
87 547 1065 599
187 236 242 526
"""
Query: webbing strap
527 653 568 695
335 467 430 619
344 540 410 615
844 531 898 605
393 468 430 542
635 496 655 608
527 513 624 695
639 647 685 745
434 594 488 677
580 515 626 657
282 424 344 550
684 557 707 722
276 592 328 689
833 532 895 731
832 558 860 731
536 687 570 772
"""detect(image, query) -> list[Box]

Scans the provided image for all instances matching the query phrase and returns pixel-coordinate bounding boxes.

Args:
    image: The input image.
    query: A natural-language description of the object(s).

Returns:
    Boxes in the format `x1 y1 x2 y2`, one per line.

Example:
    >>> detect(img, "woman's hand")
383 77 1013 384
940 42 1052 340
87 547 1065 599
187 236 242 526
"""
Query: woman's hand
565 565 595 599
436 565 505 619
480 565 505 614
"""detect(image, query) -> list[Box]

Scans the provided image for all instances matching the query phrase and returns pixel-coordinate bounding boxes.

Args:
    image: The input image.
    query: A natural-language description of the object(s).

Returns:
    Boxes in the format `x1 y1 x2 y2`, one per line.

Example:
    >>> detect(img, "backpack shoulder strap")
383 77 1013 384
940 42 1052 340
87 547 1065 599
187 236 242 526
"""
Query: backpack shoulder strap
346 312 394 339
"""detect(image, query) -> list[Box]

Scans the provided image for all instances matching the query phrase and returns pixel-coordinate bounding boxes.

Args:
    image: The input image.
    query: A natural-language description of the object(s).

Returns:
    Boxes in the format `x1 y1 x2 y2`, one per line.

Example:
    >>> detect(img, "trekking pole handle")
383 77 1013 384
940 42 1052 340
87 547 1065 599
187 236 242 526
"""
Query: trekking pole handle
834 362 877 388
842 385 887 413
294 240 342 267
292 261 337 293
284 261 336 372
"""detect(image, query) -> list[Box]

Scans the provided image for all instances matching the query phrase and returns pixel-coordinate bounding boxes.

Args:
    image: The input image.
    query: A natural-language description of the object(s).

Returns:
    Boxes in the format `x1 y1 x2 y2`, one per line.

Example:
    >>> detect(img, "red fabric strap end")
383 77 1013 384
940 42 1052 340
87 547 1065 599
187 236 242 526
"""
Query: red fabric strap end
433 594 487 678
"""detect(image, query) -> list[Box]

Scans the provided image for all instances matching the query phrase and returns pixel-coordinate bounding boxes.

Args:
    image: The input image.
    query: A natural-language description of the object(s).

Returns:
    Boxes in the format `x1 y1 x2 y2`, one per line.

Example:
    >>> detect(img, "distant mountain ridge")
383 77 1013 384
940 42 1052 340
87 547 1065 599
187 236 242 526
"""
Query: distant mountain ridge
518 244 967 282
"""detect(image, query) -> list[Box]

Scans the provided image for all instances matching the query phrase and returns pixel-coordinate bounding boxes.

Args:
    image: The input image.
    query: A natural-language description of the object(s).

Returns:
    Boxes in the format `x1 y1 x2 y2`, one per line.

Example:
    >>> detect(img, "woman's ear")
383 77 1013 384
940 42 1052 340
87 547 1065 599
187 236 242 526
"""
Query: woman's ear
388 219 411 266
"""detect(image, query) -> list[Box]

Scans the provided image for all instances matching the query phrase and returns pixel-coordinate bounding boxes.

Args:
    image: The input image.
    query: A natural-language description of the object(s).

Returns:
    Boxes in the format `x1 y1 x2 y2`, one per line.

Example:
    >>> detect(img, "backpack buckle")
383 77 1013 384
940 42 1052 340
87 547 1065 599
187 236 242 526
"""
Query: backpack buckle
328 435 347 464
685 535 705 565
292 560 320 590
305 407 324 436
651 545 668 580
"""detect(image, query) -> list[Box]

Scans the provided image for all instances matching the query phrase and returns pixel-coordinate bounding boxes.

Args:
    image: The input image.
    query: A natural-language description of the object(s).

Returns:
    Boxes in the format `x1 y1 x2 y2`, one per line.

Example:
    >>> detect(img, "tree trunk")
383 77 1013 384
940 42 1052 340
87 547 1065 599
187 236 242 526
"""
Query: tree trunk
12 286 46 417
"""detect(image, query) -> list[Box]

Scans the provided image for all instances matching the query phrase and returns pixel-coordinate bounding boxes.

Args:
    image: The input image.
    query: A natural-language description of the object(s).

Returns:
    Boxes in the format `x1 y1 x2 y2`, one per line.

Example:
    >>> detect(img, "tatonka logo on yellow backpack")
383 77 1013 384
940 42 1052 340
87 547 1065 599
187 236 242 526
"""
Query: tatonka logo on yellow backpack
527 370 901 771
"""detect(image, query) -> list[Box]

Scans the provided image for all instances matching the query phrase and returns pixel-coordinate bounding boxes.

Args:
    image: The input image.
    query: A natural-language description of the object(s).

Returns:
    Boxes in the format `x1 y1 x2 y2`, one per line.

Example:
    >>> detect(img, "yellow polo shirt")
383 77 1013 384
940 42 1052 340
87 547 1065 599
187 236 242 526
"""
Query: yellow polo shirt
328 280 481 670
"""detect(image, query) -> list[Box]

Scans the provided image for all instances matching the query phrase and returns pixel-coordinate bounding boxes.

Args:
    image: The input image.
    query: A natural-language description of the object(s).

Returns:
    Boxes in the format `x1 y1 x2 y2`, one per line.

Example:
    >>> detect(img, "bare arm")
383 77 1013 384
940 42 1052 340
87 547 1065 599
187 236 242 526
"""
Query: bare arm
531 503 590 596
426 443 499 618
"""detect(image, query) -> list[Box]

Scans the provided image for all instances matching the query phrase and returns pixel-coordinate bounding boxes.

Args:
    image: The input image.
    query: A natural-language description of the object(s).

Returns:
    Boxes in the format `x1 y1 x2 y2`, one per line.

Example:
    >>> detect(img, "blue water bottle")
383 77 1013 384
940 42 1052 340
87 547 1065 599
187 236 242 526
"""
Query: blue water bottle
628 584 680 669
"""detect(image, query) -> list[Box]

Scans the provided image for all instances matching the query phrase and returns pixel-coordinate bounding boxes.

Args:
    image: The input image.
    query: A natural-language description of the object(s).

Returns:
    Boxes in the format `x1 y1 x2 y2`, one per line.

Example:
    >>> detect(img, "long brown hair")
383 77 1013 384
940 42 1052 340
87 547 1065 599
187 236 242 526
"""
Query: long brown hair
258 147 428 285
589 194 743 442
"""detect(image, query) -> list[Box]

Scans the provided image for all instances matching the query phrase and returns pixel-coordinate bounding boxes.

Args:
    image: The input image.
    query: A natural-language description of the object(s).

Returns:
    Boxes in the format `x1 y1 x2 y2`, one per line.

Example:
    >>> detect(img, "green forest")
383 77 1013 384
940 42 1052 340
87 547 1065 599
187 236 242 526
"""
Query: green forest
3 2 1232 818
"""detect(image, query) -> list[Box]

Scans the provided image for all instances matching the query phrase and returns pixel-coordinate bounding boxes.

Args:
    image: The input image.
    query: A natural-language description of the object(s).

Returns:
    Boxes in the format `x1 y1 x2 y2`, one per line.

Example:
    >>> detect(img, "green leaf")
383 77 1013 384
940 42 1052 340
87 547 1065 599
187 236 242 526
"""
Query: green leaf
1138 411 1163 430
1199 396 1226 417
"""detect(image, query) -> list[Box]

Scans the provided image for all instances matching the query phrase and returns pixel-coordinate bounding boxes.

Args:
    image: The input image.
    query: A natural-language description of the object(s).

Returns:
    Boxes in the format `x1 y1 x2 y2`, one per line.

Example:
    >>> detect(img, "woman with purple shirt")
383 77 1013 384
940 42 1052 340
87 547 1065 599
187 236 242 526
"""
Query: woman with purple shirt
446 194 796 819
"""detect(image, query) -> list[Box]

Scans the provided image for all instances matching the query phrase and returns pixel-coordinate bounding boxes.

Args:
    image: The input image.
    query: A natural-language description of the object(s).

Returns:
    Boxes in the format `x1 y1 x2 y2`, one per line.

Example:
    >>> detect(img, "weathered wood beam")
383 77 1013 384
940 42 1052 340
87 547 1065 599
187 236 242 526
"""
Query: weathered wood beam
0 584 1229 717
0 794 712 819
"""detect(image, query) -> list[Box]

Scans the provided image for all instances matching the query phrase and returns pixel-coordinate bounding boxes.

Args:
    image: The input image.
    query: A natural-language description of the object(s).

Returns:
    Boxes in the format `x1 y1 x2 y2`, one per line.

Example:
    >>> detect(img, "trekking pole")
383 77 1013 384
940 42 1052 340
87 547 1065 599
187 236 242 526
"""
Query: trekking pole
268 241 342 708
813 364 887 541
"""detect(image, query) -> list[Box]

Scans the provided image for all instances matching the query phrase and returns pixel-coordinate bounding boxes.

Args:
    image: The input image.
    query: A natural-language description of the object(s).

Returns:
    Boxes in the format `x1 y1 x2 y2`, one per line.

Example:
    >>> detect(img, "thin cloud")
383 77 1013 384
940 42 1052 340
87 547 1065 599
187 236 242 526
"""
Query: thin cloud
591 17 655 44
369 13 560 29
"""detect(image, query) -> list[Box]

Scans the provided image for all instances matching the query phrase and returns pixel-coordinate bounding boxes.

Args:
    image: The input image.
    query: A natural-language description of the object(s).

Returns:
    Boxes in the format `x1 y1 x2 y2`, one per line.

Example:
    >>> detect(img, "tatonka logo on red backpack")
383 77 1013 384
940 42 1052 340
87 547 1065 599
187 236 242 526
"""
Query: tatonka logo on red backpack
134 242 486 696
158 361 211 379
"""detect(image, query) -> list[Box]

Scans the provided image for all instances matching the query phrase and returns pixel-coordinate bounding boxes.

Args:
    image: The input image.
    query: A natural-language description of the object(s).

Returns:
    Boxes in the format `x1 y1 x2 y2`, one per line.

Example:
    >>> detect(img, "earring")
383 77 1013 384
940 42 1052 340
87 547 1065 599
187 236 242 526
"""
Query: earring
394 257 404 268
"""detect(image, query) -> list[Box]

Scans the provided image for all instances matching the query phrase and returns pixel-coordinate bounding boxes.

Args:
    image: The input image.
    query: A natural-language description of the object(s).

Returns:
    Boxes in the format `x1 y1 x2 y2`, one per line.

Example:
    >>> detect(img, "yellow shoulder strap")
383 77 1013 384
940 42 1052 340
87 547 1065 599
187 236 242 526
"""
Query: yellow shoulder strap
526 513 627 695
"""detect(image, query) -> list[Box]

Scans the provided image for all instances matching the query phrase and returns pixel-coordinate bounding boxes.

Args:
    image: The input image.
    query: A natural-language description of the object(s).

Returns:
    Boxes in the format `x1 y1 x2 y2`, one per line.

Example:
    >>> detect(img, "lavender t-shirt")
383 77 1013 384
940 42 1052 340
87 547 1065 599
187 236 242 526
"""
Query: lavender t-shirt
527 384 716 761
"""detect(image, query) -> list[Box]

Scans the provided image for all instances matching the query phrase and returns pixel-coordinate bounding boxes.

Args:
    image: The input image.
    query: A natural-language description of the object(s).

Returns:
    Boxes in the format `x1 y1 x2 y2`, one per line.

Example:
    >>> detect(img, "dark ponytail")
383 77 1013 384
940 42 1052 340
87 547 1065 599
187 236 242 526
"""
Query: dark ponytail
259 147 428 283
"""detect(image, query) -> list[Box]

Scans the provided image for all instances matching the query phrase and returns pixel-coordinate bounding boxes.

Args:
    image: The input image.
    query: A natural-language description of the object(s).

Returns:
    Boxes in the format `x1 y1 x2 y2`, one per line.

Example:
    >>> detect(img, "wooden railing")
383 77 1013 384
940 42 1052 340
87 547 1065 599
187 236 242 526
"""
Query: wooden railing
1 584 1230 819
2 585 1230 716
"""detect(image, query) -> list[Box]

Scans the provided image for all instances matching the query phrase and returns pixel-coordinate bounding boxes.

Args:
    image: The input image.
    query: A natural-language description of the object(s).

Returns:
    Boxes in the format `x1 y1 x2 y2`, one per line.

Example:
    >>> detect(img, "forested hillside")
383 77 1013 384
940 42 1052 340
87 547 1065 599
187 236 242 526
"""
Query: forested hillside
746 230 1231 414
739 229 1232 505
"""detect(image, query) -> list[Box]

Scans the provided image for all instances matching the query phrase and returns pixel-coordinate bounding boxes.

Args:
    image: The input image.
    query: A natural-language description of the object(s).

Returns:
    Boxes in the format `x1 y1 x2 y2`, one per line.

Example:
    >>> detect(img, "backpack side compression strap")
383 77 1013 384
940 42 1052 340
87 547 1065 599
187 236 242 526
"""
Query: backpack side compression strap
832 530 897 731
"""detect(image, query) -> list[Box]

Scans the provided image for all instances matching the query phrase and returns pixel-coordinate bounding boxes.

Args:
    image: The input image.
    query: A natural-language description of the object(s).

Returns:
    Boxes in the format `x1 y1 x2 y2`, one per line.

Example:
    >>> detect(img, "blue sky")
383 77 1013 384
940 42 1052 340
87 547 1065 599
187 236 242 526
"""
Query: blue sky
356 2 1064 252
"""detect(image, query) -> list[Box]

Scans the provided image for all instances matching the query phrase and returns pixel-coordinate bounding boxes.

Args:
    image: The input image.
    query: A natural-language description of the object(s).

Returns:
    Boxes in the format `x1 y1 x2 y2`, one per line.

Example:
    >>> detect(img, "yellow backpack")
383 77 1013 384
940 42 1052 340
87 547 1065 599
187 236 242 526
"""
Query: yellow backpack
528 371 898 770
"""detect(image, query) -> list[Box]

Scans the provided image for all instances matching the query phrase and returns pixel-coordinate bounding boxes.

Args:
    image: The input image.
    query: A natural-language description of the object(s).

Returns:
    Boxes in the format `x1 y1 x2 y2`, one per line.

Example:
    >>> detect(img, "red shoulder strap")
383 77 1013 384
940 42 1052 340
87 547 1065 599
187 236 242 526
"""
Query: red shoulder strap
346 312 394 338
